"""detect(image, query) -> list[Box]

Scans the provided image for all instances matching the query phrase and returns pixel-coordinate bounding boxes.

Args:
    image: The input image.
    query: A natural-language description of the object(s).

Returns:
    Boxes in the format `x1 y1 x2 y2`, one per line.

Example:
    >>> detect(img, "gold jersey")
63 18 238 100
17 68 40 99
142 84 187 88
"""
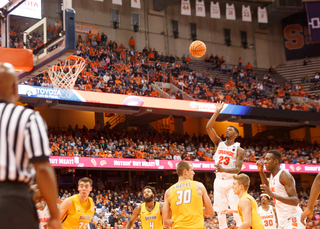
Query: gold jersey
238 193 265 229
170 180 204 229
140 202 163 229
62 194 95 229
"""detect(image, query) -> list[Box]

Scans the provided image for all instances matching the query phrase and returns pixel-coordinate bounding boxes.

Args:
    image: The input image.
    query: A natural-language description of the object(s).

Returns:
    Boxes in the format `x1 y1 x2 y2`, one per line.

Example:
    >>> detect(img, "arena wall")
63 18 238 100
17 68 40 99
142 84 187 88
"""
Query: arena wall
69 0 286 68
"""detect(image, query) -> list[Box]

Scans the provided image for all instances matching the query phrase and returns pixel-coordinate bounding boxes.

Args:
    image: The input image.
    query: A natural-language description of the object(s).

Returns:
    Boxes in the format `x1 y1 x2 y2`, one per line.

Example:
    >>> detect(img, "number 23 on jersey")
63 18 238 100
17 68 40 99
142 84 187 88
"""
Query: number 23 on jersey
218 156 230 165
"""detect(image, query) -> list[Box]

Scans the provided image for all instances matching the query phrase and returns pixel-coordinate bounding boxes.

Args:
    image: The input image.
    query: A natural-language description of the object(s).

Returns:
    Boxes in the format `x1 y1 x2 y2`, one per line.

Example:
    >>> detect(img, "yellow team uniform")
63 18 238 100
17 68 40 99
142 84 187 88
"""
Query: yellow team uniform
170 180 204 229
140 202 163 229
62 194 95 229
238 193 264 229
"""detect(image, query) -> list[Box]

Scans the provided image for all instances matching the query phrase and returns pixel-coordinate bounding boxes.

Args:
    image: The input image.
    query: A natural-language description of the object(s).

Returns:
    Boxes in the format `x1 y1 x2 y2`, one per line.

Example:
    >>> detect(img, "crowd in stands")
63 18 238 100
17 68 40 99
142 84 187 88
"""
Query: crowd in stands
49 124 320 165
13 27 320 113
57 180 319 229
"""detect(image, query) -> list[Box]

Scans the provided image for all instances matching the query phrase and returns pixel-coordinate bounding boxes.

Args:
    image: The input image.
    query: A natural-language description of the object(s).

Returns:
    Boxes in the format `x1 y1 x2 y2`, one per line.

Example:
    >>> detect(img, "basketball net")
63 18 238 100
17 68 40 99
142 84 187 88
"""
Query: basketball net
47 56 86 89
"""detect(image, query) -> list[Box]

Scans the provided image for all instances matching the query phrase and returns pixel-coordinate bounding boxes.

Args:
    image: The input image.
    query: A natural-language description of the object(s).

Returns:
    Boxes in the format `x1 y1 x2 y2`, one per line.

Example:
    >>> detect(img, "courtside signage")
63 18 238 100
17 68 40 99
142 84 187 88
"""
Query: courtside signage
18 85 251 115
48 156 320 173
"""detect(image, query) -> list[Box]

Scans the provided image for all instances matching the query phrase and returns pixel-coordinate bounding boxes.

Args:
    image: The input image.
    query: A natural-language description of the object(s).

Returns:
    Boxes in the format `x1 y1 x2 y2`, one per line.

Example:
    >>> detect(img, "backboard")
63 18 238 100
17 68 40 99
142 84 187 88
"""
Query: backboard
0 0 75 83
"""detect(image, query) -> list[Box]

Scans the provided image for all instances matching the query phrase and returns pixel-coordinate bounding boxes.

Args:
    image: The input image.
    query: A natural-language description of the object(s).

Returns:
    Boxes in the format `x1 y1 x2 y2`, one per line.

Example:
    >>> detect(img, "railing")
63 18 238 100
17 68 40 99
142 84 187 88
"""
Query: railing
107 114 126 129
152 82 171 98
150 118 171 133
155 81 194 100
252 124 267 137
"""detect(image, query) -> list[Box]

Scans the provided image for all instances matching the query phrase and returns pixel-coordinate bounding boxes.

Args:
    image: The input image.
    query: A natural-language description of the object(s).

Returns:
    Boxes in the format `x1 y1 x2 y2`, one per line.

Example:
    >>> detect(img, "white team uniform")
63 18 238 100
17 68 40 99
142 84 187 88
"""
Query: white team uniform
214 141 242 229
259 205 277 229
269 170 305 229
37 204 50 229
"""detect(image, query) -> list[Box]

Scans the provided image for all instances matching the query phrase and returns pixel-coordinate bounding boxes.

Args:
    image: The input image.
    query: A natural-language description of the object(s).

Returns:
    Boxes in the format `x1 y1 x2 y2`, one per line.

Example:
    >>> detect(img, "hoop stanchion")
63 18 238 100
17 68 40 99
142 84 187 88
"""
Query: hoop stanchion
47 56 86 89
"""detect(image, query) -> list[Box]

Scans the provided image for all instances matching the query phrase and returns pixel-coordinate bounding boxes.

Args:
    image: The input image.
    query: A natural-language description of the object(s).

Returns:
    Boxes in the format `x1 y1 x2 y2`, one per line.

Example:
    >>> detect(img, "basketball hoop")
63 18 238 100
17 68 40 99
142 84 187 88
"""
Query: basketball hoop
47 56 86 89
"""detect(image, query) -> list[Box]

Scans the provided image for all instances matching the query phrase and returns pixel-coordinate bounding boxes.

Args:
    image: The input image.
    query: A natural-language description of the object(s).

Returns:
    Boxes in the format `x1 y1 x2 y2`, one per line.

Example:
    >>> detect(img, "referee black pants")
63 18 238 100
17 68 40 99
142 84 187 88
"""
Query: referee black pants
0 181 38 229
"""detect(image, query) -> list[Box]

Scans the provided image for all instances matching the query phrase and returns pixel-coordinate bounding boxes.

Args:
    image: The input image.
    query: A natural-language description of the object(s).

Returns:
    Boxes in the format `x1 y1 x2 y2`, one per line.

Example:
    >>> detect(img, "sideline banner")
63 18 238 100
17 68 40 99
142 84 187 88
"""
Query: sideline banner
282 13 320 60
306 2 320 42
18 85 251 115
49 156 320 173
76 23 99 35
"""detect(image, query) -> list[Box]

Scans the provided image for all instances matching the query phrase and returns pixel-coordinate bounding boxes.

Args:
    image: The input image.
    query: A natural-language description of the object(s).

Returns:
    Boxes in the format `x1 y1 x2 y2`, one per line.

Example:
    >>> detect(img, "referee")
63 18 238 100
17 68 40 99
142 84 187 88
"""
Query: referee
0 63 61 229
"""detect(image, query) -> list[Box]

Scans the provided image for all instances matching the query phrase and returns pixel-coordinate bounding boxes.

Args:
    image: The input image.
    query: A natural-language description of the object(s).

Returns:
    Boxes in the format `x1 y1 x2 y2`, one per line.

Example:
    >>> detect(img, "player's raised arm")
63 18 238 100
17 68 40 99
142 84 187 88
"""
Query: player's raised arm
206 102 223 146
301 172 320 224
163 189 173 227
125 205 141 229
256 160 269 187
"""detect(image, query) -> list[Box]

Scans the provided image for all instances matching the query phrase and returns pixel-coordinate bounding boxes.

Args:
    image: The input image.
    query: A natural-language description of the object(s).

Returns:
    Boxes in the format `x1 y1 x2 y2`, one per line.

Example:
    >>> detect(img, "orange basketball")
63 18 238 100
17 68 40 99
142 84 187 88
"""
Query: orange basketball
189 40 206 58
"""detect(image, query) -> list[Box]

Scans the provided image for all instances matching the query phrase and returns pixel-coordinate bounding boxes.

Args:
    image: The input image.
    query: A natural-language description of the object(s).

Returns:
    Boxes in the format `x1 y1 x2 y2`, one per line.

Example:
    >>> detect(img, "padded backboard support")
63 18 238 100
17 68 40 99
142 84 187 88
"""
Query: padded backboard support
0 47 33 71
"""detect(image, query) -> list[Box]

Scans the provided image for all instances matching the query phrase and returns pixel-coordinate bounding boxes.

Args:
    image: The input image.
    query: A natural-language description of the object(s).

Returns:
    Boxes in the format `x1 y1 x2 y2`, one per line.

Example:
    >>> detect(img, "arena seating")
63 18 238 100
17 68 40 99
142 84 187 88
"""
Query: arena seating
48 126 320 165
276 57 320 96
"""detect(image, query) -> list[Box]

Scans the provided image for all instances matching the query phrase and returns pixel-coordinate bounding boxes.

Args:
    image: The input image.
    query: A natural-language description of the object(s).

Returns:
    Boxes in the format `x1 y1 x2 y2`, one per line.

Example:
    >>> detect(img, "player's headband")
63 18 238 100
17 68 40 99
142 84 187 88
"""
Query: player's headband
260 193 270 199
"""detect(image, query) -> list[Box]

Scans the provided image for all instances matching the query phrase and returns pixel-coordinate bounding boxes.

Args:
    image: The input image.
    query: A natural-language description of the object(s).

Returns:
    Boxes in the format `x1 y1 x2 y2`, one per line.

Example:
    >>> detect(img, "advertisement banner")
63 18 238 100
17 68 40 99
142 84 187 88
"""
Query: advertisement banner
49 157 320 173
282 13 320 60
76 23 99 35
306 2 320 42
18 85 85 102
18 85 252 116
9 0 42 19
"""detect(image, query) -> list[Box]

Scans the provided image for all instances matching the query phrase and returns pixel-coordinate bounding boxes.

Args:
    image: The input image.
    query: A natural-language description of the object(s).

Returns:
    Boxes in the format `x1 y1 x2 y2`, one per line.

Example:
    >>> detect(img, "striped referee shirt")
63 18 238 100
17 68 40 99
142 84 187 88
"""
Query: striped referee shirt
0 101 51 183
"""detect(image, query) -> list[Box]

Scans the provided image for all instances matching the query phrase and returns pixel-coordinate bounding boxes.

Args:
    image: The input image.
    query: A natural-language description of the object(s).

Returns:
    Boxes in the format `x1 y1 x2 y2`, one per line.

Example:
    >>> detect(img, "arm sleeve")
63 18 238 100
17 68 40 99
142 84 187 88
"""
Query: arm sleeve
24 111 51 163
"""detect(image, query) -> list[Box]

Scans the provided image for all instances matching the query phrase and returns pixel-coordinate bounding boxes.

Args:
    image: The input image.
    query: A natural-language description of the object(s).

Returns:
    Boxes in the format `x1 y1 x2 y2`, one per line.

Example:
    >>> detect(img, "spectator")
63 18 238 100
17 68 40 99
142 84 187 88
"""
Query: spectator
129 36 135 50
238 57 242 68
315 70 320 82
101 32 107 46
88 31 93 44
246 62 252 72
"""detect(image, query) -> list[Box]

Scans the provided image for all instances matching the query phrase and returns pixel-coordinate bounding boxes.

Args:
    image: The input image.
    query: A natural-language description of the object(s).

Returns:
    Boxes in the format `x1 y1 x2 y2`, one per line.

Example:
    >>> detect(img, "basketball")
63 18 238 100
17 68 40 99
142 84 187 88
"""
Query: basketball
189 40 206 58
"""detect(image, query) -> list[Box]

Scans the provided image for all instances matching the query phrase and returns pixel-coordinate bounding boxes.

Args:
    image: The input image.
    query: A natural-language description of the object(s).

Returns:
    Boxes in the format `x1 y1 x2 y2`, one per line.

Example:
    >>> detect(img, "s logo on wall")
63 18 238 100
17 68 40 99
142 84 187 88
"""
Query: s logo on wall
282 13 320 60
